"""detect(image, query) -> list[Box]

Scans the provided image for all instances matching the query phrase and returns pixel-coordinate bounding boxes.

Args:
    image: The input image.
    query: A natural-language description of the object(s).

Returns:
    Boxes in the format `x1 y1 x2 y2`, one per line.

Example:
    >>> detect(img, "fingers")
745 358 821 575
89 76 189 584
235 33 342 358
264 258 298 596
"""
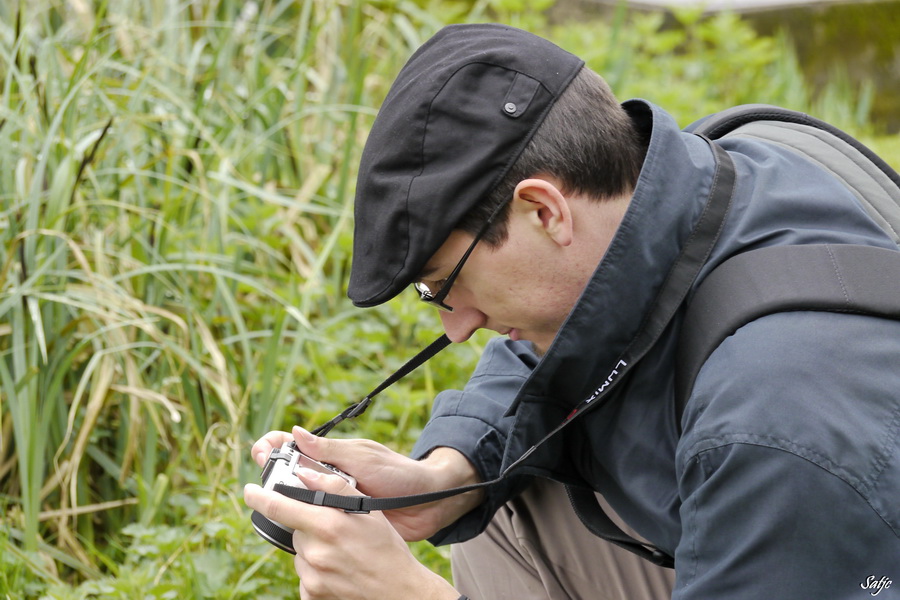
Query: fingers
294 467 361 497
250 430 294 467
244 467 361 533
290 426 366 476
246 467 459 600
291 426 397 474
249 427 323 469
291 425 329 460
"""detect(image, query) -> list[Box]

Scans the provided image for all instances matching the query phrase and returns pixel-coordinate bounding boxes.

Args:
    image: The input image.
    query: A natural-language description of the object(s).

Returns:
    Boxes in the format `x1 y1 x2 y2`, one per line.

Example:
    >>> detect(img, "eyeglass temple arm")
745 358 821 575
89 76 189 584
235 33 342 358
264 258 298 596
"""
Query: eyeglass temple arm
432 198 510 306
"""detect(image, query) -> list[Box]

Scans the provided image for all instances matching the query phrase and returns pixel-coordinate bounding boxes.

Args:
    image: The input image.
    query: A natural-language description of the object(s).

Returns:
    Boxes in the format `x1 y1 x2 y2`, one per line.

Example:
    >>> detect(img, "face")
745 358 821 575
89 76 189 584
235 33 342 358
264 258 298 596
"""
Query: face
418 231 569 354
417 183 629 355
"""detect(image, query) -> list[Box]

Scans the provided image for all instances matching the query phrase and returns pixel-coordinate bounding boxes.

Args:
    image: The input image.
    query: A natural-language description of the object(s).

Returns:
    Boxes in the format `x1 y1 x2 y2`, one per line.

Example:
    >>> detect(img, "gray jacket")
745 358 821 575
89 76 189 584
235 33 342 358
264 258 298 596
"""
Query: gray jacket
412 100 900 598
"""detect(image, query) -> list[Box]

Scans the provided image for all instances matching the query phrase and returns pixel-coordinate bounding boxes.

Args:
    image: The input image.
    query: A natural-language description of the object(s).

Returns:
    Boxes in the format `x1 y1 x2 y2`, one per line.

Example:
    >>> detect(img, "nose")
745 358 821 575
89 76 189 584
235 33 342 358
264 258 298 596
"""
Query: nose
439 306 487 343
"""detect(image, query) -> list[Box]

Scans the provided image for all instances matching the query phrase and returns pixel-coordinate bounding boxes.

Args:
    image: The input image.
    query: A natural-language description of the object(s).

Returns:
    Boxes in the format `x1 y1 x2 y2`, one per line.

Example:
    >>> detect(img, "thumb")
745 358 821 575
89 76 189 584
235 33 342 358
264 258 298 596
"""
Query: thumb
294 466 361 496
292 425 328 459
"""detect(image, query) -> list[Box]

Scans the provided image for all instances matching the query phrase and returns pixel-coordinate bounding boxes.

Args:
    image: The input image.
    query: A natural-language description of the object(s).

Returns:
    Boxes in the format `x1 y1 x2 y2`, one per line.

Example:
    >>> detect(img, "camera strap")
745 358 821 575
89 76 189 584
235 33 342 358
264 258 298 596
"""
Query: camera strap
310 333 452 437
280 137 736 569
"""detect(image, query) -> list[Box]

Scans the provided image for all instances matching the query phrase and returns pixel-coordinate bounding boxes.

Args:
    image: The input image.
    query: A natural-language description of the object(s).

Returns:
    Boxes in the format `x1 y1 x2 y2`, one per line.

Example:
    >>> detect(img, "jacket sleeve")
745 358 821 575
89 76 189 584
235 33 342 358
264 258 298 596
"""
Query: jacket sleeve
410 337 539 545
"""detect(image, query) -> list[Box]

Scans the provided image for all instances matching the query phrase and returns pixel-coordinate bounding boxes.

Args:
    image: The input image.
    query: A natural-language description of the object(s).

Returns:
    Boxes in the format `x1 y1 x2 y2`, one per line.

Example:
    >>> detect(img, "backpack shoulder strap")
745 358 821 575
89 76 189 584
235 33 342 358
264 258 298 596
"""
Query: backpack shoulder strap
675 244 900 421
691 104 899 193
676 104 900 423
691 104 900 244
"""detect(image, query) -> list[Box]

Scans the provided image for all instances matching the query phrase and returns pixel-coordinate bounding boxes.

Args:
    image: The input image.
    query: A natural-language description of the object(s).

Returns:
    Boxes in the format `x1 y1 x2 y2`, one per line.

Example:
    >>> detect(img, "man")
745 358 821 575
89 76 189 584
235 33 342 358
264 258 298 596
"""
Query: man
244 24 900 600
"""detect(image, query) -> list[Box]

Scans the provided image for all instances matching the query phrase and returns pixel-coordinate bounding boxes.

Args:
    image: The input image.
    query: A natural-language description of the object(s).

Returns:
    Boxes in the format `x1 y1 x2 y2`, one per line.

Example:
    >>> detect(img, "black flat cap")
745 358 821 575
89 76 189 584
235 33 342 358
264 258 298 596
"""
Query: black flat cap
348 23 584 307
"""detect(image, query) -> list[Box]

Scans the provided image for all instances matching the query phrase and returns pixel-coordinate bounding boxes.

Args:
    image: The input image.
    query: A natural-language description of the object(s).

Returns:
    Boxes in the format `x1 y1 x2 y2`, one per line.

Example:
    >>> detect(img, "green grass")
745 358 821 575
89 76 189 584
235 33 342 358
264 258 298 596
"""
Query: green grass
0 1 461 595
1 1 896 598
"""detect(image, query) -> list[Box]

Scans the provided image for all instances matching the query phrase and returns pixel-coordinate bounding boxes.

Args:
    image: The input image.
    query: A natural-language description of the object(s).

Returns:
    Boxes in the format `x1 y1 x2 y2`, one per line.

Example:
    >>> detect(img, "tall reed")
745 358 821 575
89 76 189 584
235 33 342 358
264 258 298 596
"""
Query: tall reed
0 0 451 581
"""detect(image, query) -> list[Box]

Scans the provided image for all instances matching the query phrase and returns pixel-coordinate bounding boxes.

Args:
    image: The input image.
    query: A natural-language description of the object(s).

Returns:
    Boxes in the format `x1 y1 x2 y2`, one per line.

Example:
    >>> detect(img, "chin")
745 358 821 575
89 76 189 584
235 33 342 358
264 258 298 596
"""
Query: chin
507 329 550 357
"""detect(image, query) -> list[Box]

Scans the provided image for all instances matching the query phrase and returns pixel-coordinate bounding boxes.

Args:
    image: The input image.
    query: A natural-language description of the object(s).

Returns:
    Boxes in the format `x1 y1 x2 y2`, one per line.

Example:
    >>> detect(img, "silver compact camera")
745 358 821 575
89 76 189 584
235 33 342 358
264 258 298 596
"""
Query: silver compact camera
250 441 357 553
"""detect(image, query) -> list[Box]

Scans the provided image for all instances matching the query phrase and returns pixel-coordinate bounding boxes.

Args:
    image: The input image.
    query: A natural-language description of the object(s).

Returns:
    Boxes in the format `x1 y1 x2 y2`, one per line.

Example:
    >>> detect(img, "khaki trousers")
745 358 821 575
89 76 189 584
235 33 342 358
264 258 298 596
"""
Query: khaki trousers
451 479 675 600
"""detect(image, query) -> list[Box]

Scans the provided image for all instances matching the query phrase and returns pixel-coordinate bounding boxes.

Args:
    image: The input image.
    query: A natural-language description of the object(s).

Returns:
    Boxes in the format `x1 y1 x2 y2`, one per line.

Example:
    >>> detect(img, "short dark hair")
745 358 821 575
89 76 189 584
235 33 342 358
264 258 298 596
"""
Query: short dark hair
456 67 647 245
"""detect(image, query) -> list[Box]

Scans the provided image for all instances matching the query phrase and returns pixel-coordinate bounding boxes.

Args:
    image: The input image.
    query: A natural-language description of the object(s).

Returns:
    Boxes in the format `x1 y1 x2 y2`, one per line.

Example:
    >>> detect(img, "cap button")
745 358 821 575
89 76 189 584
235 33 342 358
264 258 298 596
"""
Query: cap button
503 102 517 114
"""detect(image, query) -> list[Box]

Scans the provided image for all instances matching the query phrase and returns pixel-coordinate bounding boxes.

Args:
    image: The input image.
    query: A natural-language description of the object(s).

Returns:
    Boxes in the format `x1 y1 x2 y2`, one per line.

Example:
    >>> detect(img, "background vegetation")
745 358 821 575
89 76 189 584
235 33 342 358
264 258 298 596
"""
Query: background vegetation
1 0 896 598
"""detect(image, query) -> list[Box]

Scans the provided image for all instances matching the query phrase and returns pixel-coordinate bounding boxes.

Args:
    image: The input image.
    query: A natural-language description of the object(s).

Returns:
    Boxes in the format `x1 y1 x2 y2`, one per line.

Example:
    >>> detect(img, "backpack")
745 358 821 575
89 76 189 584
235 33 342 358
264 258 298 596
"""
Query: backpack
569 104 900 568
675 105 900 414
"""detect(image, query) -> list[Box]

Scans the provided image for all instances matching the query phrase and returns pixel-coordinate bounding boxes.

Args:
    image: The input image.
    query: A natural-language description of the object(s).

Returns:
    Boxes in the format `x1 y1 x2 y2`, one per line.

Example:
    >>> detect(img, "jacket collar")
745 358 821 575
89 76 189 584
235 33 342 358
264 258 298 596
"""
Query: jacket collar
508 100 719 412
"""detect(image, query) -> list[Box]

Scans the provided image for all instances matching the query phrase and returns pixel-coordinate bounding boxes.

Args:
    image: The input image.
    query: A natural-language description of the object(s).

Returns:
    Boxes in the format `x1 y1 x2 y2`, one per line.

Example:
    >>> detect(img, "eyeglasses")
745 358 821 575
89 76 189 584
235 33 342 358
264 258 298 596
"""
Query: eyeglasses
413 198 511 312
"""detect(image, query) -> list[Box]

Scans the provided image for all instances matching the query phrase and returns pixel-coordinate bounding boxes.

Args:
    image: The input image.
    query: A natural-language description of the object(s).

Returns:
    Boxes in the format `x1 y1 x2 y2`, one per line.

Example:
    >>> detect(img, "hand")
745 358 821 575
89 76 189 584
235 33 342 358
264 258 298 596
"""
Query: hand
244 467 461 600
250 427 484 540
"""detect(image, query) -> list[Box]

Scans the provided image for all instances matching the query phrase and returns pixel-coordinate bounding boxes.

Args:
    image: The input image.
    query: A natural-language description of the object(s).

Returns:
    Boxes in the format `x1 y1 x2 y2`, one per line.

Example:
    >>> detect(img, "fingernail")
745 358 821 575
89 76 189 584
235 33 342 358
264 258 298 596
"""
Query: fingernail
296 467 320 481
293 426 313 441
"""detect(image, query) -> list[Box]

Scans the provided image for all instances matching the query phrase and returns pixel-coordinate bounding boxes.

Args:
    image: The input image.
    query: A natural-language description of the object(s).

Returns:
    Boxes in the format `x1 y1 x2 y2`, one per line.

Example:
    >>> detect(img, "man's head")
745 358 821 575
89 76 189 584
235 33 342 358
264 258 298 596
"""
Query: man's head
349 24 646 352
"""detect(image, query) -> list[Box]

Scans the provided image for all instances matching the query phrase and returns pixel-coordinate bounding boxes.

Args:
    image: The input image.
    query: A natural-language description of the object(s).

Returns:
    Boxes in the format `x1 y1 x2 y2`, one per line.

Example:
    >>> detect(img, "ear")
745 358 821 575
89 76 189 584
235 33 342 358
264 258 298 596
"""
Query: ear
512 178 574 247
